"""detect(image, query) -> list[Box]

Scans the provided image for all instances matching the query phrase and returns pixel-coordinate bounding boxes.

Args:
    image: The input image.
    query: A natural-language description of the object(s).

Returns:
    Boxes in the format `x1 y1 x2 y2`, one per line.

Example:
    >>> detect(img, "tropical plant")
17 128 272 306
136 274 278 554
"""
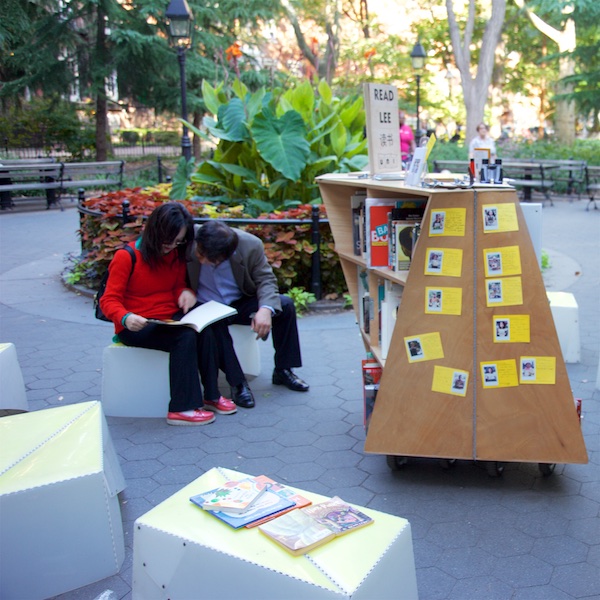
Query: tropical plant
181 78 368 214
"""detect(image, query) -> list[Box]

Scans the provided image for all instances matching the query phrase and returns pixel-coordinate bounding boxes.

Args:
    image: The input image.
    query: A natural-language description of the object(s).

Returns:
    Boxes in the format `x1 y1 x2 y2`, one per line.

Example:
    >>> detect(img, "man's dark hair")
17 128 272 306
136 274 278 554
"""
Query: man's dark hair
195 220 239 263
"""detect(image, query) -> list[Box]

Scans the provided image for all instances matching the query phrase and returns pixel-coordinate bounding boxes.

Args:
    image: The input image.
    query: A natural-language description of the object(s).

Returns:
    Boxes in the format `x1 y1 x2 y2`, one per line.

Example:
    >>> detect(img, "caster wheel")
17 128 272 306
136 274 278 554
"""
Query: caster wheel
386 455 408 471
538 463 556 476
486 461 505 477
439 458 457 470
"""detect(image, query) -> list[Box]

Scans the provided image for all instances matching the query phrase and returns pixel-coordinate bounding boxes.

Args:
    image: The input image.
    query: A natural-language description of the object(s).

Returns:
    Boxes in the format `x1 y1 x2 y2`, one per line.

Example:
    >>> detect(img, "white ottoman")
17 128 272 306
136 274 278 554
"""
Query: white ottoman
133 467 418 600
0 342 29 411
102 325 261 418
0 401 125 600
547 291 581 363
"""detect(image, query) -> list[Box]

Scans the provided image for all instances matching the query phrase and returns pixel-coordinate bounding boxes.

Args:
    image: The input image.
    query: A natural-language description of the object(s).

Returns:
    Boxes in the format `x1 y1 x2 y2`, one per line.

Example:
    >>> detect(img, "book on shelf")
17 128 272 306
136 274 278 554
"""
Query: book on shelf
362 359 382 429
147 300 236 333
357 266 371 334
380 281 403 360
351 191 367 257
190 477 268 514
365 198 397 268
363 83 402 175
258 496 374 556
244 475 312 528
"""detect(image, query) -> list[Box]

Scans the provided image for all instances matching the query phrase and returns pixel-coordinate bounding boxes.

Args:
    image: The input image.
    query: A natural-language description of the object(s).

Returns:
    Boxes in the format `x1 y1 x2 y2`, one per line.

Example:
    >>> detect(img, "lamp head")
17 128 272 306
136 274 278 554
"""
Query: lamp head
410 41 426 70
166 0 194 47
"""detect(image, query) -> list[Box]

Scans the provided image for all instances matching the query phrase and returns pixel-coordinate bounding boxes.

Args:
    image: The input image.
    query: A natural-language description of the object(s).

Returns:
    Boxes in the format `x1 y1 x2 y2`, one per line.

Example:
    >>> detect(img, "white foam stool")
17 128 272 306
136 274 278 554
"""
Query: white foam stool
546 291 581 363
102 325 261 418
0 401 125 600
0 342 29 411
133 467 418 600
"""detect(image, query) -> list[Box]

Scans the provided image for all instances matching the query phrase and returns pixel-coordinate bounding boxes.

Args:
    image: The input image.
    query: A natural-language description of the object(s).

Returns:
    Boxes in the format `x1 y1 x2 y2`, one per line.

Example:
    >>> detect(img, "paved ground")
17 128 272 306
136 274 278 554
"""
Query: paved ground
0 196 598 600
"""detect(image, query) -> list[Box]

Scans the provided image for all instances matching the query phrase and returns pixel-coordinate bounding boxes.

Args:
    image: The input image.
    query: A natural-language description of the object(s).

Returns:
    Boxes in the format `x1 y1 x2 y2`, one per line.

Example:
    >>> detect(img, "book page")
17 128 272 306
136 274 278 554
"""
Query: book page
148 300 237 332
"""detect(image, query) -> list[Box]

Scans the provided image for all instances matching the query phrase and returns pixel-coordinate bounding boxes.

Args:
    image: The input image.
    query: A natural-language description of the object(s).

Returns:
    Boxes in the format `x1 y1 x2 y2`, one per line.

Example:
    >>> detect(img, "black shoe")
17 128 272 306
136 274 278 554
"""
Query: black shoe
272 368 309 392
231 381 255 408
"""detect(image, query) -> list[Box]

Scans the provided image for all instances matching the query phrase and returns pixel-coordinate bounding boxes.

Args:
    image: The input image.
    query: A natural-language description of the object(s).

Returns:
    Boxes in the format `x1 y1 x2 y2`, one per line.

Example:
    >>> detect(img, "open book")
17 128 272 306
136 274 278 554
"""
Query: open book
258 496 374 555
147 300 236 333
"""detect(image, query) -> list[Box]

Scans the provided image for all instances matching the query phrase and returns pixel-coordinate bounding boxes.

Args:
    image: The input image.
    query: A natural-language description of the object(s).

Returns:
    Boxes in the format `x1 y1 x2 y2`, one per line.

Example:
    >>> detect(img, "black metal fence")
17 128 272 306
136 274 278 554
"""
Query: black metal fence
77 195 328 299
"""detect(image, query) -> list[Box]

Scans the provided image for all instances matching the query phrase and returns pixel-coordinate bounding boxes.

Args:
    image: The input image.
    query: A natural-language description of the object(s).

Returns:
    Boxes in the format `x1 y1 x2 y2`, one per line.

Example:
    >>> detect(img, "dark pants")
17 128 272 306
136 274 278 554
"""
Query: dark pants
220 294 302 383
118 323 220 413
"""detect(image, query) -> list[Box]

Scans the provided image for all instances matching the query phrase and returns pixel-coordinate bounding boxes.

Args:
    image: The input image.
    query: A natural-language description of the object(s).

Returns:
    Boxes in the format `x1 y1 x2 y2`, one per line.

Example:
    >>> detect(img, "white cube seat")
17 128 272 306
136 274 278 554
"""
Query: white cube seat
0 401 125 600
101 324 261 418
547 291 581 363
133 467 418 600
0 342 29 411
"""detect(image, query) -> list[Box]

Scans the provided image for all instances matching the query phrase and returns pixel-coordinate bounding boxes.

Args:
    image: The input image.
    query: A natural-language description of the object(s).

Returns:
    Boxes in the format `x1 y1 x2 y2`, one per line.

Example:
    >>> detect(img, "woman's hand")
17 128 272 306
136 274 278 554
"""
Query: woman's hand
178 289 197 314
125 313 148 332
251 307 272 340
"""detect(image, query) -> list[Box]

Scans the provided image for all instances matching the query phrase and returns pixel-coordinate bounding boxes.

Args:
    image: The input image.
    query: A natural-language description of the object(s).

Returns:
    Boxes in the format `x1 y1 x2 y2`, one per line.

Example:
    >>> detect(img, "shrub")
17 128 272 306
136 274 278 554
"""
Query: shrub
74 187 345 298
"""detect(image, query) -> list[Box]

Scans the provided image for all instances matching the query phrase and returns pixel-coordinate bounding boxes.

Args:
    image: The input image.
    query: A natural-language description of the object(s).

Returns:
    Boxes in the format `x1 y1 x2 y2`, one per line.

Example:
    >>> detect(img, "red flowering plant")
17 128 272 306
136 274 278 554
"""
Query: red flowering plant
70 188 345 299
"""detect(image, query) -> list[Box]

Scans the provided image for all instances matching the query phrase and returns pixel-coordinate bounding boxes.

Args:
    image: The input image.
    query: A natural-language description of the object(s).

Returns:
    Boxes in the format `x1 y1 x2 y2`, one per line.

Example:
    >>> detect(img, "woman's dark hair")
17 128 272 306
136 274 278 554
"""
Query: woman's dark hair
195 220 238 263
140 202 194 268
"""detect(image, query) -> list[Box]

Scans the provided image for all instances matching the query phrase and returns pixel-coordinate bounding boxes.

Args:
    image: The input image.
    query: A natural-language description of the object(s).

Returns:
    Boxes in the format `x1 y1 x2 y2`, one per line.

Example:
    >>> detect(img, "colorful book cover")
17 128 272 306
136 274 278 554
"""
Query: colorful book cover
189 478 268 513
366 199 396 267
245 475 312 528
200 489 296 529
259 497 374 556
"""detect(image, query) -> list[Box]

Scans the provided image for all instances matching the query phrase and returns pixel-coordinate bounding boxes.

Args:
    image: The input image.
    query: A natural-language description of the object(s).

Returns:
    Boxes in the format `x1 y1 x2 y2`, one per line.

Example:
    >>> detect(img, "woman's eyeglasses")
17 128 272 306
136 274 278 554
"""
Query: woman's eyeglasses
163 239 187 248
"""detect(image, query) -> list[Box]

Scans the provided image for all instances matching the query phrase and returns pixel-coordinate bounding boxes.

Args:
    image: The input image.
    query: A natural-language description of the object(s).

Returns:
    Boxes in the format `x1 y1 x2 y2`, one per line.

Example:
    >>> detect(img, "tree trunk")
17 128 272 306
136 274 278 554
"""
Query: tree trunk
513 0 576 143
446 0 507 144
94 7 109 160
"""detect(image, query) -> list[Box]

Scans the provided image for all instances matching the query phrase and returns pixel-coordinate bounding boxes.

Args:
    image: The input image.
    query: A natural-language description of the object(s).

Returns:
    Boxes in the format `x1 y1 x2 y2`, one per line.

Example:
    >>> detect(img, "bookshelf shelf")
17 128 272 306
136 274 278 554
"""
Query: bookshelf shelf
317 173 587 468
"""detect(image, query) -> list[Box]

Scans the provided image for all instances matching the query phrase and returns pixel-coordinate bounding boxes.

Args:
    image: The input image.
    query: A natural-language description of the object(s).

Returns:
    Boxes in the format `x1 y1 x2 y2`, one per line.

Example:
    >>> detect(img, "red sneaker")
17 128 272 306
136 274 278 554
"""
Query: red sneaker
166 409 216 426
203 396 237 415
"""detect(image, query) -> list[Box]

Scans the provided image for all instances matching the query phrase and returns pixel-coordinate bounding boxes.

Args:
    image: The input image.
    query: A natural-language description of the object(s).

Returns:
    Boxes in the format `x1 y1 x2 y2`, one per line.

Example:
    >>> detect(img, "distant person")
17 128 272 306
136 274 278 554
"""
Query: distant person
469 123 497 160
100 202 237 426
398 111 416 164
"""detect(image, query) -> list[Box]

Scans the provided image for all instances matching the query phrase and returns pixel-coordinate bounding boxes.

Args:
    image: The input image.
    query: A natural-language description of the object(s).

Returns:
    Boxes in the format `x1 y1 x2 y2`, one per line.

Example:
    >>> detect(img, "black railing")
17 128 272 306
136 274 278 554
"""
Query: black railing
77 197 327 299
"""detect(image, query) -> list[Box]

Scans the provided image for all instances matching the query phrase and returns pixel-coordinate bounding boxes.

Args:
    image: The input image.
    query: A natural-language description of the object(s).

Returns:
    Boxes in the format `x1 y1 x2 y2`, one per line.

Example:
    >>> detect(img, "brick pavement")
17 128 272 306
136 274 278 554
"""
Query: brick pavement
0 197 598 600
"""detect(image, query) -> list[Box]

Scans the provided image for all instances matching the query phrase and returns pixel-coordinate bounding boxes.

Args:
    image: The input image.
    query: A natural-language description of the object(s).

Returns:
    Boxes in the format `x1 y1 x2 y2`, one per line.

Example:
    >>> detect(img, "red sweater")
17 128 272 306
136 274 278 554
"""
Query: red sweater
100 242 191 334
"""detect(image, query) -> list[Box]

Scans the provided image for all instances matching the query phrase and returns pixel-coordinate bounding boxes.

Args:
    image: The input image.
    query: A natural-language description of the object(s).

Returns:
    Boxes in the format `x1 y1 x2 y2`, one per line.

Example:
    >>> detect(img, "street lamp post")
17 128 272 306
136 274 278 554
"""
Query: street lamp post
410 41 426 147
166 0 194 162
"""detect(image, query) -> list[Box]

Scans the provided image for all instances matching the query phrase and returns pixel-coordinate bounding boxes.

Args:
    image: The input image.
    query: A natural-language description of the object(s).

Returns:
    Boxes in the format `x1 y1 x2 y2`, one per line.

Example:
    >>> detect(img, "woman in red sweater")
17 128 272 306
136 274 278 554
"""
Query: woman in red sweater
100 202 237 425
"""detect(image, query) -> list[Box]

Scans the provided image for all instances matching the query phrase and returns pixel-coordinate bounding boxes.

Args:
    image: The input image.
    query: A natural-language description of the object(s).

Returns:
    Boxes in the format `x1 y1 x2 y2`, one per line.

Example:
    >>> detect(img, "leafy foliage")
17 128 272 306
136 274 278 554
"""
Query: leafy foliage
182 78 368 214
73 187 346 298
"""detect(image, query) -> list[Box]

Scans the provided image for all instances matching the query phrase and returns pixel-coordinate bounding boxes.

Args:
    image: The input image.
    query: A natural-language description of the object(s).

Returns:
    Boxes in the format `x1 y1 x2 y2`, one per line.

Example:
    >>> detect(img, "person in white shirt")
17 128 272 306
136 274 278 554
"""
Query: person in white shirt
469 123 497 160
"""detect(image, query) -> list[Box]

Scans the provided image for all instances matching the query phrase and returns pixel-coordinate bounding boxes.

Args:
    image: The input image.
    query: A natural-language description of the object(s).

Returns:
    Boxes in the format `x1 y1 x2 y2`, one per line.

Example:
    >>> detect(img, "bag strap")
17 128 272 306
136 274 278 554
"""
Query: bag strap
122 244 136 276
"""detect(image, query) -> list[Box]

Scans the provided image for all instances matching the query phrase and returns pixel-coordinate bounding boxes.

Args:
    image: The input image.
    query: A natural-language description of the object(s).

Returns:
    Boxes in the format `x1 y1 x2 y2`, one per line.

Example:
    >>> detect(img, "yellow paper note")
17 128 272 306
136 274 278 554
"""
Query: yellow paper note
429 208 466 237
404 332 444 363
432 365 469 397
425 287 462 315
424 247 463 277
480 359 519 388
483 246 522 278
482 203 519 233
425 133 436 159
519 356 556 384
493 315 530 343
485 276 523 307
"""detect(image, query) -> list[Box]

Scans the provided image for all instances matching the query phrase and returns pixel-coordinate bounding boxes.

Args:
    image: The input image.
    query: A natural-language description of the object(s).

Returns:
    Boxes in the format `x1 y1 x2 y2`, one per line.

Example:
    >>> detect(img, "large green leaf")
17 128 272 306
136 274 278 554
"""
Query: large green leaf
330 119 348 158
251 110 310 181
245 88 266 123
217 98 249 142
202 80 221 116
318 80 333 105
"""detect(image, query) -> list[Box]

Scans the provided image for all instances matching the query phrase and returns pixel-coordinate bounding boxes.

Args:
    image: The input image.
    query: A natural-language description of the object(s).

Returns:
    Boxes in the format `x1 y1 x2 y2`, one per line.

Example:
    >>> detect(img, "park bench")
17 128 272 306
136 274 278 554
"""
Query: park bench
585 165 600 211
432 159 469 174
0 161 63 210
59 160 124 199
538 159 587 199
0 159 125 209
499 160 555 204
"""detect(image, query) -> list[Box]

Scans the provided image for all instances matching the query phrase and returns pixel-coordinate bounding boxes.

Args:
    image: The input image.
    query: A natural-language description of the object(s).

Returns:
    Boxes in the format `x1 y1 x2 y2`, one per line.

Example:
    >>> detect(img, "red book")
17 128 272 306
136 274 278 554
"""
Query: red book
366 200 396 267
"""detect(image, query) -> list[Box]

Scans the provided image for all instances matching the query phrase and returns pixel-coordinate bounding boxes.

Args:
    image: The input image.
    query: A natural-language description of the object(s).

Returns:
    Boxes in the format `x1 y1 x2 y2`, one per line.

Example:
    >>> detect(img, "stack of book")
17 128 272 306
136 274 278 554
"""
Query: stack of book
190 475 311 529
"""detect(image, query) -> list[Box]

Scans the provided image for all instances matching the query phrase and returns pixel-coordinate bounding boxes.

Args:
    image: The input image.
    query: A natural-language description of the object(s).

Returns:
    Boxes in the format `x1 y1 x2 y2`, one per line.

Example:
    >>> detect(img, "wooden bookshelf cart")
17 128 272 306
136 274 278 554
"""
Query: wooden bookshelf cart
317 173 587 474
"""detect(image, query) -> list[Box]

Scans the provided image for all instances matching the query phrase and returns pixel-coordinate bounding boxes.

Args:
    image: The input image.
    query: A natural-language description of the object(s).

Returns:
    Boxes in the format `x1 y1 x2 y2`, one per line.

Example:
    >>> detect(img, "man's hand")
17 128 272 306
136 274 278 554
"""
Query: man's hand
178 289 197 314
125 313 148 332
251 307 272 340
